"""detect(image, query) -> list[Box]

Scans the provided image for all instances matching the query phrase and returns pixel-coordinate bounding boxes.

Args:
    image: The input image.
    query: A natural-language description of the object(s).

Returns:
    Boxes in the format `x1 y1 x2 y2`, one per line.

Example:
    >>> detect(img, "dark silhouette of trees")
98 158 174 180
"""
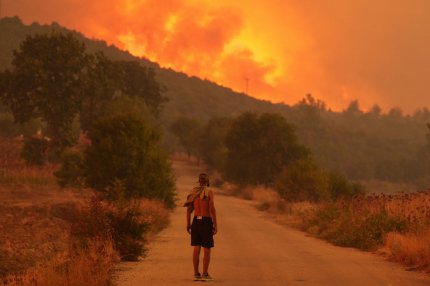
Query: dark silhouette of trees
170 117 201 158
197 117 231 171
0 32 89 153
223 112 309 186
116 60 168 116
0 31 168 160
275 158 329 202
84 114 175 207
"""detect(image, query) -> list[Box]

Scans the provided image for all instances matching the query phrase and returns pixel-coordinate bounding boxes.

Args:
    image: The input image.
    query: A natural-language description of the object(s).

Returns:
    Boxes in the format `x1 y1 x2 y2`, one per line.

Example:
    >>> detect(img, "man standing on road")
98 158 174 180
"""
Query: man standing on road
184 173 218 281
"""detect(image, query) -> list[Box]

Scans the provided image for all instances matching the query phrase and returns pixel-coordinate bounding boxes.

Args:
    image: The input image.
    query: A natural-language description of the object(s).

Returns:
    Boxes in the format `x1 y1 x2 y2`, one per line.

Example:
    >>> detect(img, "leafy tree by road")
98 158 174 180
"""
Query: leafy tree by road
116 61 168 116
0 31 168 159
197 117 231 171
170 117 201 158
223 112 309 185
0 32 89 153
275 158 330 202
84 114 175 207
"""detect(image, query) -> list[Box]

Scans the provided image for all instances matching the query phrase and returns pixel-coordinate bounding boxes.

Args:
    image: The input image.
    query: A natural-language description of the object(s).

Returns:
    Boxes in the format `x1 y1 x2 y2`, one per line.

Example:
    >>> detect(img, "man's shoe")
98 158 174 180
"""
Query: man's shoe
194 273 202 281
202 273 213 281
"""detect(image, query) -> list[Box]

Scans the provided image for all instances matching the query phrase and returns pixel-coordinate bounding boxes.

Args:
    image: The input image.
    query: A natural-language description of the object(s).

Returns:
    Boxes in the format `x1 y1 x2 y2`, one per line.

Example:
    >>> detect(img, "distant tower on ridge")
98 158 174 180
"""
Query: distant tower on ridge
244 77 250 96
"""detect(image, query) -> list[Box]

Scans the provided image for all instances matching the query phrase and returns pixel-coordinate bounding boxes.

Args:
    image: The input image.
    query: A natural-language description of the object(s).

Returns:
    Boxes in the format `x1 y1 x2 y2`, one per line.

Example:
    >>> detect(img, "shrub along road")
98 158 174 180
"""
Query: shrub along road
116 161 430 286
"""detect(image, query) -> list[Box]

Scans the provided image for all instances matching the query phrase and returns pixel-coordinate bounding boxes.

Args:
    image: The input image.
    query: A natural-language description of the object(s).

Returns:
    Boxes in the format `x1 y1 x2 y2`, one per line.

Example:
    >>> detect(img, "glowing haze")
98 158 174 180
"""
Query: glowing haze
4 0 430 112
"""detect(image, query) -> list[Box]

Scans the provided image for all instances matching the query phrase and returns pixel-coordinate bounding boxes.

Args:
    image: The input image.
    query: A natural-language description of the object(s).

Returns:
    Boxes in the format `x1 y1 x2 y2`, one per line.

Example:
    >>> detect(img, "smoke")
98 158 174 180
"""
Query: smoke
4 0 430 112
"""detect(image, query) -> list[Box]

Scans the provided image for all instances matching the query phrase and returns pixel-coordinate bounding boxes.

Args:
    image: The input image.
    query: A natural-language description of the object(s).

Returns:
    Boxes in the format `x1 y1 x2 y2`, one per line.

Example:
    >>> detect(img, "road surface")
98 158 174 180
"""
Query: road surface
116 161 430 286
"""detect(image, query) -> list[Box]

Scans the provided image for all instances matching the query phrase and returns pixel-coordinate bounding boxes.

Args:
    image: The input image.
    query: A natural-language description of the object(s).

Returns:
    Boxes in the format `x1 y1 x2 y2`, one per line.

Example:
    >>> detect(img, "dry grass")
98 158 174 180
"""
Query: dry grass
3 238 118 286
0 138 171 284
139 199 170 235
361 191 430 272
384 231 430 271
228 184 430 272
348 191 430 224
0 189 86 277
0 138 57 185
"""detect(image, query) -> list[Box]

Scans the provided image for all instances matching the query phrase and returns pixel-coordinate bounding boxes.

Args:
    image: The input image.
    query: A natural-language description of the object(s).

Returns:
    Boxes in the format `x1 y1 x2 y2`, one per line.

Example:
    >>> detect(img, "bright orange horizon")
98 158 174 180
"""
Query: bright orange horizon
3 0 430 113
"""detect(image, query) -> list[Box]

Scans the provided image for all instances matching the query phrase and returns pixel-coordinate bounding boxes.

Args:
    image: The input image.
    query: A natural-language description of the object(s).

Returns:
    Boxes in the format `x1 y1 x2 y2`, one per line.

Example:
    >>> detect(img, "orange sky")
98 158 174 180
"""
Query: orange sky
3 0 430 113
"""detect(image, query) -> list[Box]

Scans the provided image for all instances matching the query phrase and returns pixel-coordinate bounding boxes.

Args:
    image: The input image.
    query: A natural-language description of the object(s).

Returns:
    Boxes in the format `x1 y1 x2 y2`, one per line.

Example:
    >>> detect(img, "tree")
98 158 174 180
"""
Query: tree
326 172 364 200
54 149 86 187
197 117 231 170
223 112 309 185
21 137 49 166
296 93 327 112
79 52 120 132
387 107 403 118
84 114 175 207
170 117 201 157
344 100 362 116
275 158 330 202
116 61 168 116
0 32 90 153
80 57 167 132
368 104 382 116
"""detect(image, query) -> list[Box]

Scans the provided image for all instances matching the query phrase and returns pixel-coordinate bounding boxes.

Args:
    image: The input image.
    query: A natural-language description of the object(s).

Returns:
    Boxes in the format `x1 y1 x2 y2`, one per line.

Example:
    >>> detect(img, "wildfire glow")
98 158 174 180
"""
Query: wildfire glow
4 0 430 112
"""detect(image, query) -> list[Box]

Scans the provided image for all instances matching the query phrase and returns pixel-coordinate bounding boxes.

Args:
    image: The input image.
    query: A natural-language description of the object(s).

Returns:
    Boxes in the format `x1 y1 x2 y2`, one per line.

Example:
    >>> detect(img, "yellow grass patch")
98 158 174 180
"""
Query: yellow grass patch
385 231 430 272
3 238 118 286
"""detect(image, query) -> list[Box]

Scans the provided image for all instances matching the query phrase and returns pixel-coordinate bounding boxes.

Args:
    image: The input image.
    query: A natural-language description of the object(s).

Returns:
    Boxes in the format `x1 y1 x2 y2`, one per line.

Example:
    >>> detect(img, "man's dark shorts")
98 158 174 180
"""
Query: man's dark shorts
191 216 214 248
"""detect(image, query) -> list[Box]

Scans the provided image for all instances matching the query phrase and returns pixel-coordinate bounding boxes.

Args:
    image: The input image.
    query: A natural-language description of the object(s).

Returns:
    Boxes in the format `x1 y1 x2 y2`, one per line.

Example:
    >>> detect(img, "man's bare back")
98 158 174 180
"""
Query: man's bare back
193 190 216 221
185 173 218 281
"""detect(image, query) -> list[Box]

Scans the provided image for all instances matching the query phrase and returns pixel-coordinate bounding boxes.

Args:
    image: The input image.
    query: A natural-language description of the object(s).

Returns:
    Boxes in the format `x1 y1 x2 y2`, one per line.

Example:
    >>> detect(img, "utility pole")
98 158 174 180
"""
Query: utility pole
244 77 250 96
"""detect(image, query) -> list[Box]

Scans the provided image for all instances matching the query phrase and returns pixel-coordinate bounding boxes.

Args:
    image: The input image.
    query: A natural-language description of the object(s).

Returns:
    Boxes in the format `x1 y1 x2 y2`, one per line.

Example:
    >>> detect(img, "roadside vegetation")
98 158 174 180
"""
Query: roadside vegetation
172 110 430 273
231 186 430 273
0 31 175 285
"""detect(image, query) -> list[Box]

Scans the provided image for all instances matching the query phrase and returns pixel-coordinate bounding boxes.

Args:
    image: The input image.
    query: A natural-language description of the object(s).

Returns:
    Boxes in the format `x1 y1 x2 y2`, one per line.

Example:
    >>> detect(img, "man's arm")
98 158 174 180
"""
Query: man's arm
209 190 217 235
186 204 193 234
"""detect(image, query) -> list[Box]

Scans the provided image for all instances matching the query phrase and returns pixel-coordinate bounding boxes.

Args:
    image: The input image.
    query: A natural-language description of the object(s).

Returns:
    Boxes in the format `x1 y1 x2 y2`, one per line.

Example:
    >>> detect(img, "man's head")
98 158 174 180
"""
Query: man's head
199 173 210 187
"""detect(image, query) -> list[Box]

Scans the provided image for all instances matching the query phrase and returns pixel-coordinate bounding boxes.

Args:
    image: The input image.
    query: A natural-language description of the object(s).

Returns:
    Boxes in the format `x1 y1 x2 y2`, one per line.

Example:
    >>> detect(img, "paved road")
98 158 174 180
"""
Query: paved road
116 161 430 286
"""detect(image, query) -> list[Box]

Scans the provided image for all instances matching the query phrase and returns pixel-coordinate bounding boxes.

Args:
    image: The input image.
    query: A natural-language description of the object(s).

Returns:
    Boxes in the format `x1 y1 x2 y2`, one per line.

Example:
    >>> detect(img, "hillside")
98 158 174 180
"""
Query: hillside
0 17 280 124
1 17 430 187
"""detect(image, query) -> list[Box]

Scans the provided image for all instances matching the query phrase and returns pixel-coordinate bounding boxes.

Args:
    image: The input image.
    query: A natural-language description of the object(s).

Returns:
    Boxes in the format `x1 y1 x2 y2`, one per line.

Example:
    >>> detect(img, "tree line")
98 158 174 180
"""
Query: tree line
2 17 429 189
172 112 363 202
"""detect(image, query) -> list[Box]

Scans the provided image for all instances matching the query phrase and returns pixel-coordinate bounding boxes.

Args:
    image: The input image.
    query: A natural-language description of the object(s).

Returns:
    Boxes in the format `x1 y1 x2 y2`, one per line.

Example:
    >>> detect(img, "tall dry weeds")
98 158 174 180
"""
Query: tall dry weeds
0 138 172 284
232 184 430 271
0 138 56 185
385 231 430 272
3 238 118 286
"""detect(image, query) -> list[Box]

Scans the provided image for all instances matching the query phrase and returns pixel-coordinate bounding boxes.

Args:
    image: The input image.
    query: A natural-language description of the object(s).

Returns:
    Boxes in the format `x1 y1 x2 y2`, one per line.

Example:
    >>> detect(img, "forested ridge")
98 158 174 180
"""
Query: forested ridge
1 17 430 187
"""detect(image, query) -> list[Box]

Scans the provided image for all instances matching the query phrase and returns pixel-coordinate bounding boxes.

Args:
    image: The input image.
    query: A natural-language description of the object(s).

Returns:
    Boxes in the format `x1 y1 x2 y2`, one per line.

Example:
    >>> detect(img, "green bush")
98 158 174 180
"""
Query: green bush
54 149 85 187
303 204 407 250
327 172 365 200
21 137 49 166
223 112 309 186
84 114 176 207
275 158 330 202
108 203 149 261
71 195 149 261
